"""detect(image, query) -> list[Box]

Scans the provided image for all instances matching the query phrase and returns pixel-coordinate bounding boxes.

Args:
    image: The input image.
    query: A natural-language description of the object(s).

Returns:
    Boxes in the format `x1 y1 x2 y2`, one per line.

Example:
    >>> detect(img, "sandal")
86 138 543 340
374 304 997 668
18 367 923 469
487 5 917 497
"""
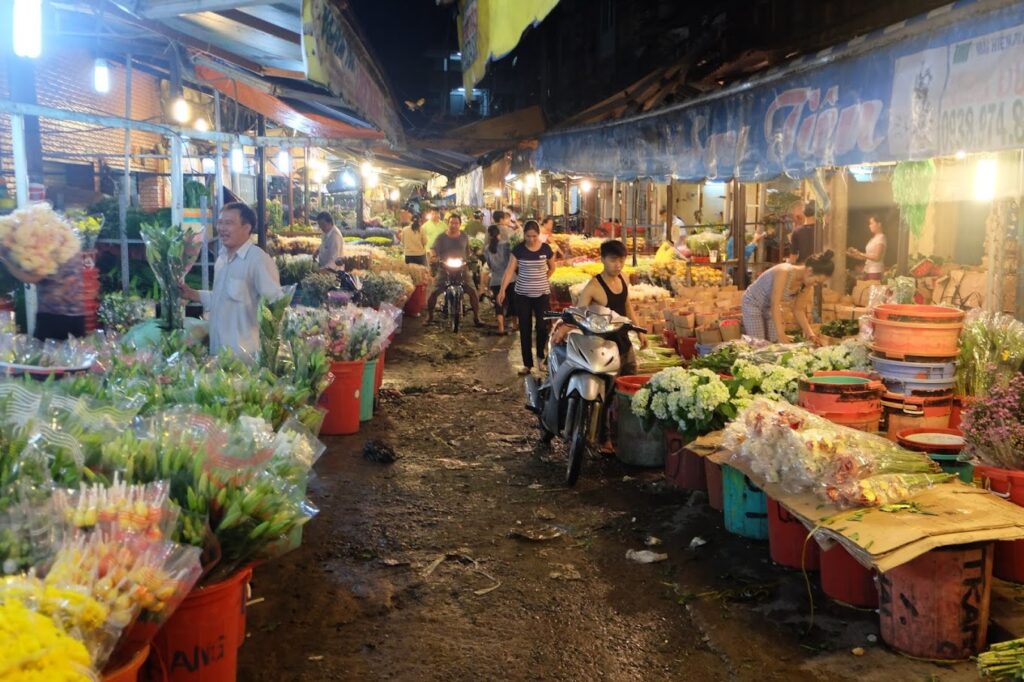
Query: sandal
518 367 532 376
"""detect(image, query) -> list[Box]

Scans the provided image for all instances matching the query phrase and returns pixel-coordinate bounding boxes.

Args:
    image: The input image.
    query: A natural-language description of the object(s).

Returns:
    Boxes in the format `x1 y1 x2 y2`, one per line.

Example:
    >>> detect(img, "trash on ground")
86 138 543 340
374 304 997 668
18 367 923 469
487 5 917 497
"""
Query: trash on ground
508 527 564 542
549 563 582 580
689 536 707 549
645 536 662 546
363 440 397 464
626 549 669 563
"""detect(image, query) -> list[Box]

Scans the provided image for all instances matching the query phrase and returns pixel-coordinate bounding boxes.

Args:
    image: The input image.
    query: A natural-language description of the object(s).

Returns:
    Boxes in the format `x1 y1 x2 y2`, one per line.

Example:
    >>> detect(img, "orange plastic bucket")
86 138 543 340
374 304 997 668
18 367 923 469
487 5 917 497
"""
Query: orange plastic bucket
882 393 953 440
614 375 653 396
768 498 820 570
974 465 1024 582
820 545 878 607
872 304 965 324
318 359 365 435
798 371 883 416
817 409 882 433
152 567 252 682
878 543 993 659
870 307 963 359
102 644 150 682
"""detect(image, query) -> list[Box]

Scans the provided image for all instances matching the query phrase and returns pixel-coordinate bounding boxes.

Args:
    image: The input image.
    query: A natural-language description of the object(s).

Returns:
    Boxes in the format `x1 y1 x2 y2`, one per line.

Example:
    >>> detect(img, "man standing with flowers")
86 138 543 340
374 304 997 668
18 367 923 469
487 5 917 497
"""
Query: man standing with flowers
182 202 282 360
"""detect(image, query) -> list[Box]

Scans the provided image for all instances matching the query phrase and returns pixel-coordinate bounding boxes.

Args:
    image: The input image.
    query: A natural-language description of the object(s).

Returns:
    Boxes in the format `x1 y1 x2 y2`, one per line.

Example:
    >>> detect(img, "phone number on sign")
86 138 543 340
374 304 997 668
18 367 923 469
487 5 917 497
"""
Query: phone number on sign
939 99 1024 154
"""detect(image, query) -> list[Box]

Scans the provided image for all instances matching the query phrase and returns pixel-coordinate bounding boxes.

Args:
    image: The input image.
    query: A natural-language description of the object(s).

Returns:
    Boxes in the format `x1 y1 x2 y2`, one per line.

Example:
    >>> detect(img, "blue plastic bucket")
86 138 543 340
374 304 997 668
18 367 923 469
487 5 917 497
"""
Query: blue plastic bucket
696 343 719 357
359 357 378 422
870 354 956 395
722 464 768 540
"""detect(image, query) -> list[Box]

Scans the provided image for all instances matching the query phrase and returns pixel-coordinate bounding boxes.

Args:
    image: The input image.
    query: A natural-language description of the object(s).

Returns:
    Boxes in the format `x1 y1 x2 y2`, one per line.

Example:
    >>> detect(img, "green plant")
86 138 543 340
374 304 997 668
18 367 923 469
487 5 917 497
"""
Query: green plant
300 272 337 306
267 200 285 232
183 180 210 210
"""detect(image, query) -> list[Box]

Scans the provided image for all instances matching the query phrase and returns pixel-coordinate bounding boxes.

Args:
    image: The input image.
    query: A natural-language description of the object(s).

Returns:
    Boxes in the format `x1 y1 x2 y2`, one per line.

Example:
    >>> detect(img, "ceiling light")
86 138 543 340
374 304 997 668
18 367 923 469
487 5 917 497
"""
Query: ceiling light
277 149 290 174
389 189 400 202
93 58 110 94
580 179 592 193
194 117 209 132
360 160 374 178
13 0 42 59
171 97 191 124
230 144 244 174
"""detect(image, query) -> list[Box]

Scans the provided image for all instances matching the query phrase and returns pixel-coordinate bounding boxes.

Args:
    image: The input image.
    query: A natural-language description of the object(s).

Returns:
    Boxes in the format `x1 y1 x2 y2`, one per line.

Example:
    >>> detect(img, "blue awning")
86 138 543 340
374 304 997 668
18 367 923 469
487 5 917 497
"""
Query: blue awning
535 0 1024 182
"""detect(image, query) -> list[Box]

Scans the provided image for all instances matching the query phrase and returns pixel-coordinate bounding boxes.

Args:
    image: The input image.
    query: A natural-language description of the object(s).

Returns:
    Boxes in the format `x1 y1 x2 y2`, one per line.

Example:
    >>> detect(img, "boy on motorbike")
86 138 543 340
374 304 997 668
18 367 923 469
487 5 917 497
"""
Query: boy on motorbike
425 214 483 327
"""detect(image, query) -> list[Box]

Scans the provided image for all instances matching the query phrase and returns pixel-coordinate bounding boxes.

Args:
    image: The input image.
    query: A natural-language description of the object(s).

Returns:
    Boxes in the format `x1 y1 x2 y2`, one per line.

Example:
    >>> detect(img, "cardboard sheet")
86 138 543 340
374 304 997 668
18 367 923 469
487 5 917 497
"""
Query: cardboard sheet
691 432 1024 572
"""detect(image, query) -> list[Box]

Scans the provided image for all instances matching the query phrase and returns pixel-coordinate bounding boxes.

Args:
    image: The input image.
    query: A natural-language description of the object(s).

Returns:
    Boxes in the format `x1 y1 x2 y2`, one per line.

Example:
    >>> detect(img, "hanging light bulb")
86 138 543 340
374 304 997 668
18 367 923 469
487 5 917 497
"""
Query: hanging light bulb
580 179 593 193
171 97 191 124
230 144 244 174
93 58 111 93
365 172 379 189
277 149 291 174
360 160 374 178
389 189 400 202
194 117 209 132
13 0 42 59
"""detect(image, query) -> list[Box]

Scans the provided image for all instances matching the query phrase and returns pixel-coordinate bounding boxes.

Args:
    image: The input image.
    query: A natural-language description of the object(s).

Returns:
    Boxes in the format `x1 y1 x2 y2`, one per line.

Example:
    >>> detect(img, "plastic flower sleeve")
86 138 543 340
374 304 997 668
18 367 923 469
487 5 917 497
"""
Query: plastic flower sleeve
270 416 326 485
53 478 179 542
139 221 204 331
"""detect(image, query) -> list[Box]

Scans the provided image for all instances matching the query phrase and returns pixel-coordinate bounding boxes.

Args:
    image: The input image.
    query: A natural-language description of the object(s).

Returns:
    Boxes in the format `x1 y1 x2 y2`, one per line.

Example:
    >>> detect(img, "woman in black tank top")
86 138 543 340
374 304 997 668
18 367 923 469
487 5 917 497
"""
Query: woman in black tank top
596 274 629 316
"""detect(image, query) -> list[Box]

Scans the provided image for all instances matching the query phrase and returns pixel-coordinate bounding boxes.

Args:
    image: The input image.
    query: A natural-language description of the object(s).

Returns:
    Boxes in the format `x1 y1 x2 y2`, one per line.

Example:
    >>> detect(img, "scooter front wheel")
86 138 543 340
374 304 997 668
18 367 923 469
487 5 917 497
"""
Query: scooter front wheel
565 397 590 486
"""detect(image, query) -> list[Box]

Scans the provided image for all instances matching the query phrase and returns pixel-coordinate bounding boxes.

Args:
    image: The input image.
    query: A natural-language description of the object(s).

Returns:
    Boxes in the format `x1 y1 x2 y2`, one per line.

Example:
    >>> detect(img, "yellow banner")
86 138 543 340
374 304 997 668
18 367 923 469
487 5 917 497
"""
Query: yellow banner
459 0 560 92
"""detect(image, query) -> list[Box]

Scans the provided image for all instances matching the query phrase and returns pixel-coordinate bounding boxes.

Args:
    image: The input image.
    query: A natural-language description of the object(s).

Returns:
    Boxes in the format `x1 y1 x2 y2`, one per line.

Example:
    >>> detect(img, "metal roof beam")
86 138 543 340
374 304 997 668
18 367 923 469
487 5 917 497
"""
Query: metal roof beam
136 0 278 19
214 9 301 44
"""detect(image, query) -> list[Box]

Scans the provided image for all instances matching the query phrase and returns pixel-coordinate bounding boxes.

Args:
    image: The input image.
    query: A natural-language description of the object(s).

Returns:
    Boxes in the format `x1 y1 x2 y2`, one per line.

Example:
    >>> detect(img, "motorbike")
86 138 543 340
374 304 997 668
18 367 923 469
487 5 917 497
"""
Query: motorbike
524 305 646 486
330 260 363 306
439 256 468 332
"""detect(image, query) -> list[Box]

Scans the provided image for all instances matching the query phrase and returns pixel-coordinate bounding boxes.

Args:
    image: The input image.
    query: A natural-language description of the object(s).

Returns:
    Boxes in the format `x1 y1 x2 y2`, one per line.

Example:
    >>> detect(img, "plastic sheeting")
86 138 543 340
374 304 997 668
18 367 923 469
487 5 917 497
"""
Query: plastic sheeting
456 166 484 207
536 0 1024 182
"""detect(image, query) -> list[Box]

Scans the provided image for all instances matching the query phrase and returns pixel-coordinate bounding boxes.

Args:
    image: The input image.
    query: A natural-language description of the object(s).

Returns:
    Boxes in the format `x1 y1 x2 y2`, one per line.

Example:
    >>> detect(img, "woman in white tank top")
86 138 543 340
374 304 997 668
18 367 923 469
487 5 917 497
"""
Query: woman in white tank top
847 215 887 281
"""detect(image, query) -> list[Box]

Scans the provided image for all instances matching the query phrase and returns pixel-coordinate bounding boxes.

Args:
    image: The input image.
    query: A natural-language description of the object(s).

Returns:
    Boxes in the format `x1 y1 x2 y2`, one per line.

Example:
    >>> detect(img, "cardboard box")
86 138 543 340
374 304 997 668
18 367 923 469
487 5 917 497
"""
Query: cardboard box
697 328 723 344
720 322 742 341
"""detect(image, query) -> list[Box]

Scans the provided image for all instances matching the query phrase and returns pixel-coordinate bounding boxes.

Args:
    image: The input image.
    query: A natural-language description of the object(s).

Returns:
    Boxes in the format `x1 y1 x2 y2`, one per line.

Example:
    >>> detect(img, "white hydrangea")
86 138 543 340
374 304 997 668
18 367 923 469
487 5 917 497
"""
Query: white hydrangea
631 388 651 418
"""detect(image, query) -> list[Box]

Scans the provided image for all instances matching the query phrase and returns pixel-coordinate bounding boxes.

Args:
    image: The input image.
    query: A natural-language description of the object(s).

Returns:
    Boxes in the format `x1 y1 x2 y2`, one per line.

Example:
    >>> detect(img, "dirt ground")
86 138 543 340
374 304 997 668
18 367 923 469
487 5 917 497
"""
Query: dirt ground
238 316 978 681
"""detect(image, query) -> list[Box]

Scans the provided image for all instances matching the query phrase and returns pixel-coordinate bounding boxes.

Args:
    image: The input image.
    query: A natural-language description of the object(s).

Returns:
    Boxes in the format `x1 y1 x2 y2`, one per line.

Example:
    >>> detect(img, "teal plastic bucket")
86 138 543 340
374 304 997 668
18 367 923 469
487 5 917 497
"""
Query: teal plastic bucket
614 392 665 467
722 464 768 539
359 357 378 422
928 454 974 484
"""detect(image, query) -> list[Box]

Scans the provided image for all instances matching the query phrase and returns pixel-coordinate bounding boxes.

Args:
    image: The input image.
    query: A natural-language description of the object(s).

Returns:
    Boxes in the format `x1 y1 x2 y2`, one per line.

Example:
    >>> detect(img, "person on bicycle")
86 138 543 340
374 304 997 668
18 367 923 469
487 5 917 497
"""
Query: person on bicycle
425 214 483 327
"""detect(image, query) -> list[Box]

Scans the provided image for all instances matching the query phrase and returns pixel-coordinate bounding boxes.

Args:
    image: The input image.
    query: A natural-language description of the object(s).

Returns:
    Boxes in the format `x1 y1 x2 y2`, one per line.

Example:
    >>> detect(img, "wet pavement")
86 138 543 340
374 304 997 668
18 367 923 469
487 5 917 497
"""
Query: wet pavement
238 317 977 681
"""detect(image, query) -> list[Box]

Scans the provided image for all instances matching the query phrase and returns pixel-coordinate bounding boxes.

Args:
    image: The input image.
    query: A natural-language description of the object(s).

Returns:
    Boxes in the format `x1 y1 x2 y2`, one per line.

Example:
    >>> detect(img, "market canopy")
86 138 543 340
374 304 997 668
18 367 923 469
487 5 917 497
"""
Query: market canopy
535 0 1024 182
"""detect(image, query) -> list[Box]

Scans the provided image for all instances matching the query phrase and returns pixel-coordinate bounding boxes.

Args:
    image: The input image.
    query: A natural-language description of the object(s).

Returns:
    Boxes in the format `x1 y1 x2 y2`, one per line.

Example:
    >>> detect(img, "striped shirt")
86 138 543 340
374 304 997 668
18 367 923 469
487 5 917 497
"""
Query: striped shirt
512 242 553 297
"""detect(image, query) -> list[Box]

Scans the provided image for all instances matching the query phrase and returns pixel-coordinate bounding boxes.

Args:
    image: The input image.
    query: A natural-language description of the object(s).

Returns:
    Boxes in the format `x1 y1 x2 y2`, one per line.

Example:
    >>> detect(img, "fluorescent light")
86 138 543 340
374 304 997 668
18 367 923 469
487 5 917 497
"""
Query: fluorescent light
194 117 209 132
277 149 290 174
230 145 244 174
93 58 111 93
974 158 997 201
171 97 191 124
13 0 42 58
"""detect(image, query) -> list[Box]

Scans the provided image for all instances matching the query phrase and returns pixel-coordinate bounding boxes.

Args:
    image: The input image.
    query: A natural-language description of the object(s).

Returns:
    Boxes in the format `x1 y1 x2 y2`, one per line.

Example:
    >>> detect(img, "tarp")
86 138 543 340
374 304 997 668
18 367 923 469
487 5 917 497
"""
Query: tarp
455 166 484 207
458 0 561 93
536 0 1024 182
303 0 405 144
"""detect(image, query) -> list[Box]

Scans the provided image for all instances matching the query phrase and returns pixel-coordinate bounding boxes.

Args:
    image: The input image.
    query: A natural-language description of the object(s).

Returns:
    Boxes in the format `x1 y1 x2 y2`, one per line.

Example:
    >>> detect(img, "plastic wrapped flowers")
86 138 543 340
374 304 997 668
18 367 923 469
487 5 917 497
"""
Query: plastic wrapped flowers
724 398 952 508
0 203 81 283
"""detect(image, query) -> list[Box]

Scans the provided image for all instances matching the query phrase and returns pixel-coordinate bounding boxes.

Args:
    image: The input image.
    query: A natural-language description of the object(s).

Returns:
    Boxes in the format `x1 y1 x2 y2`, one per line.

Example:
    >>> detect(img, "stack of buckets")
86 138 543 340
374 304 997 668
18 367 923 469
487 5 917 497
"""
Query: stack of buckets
796 370 886 605
868 304 964 441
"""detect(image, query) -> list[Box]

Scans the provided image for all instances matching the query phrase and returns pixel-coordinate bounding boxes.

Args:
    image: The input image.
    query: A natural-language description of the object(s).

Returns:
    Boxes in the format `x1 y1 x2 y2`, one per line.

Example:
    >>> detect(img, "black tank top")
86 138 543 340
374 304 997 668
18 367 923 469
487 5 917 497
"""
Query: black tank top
596 274 628 316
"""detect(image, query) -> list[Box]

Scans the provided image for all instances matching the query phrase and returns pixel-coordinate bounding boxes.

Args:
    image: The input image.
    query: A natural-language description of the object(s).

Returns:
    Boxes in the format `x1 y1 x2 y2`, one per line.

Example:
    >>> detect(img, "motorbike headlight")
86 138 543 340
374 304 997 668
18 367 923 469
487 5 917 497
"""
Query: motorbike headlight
445 257 464 268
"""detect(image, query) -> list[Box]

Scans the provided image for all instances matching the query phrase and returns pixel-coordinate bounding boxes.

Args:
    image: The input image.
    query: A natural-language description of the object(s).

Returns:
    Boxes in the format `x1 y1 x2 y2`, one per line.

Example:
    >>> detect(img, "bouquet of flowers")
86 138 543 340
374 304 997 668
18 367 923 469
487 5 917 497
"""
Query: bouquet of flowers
631 368 734 441
139 221 203 331
961 373 1024 470
98 293 152 334
728 359 803 409
357 270 414 308
0 203 81 283
68 211 104 251
955 311 1024 398
724 399 950 507
627 283 671 301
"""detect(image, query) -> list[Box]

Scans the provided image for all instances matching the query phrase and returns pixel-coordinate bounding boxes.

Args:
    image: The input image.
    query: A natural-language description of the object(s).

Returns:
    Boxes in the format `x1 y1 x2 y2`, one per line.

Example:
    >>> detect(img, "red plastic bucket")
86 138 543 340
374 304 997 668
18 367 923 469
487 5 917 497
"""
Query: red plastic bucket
768 498 820 570
614 375 653 396
705 459 723 511
676 336 697 360
151 567 252 682
663 430 706 491
102 644 150 682
878 543 993 659
819 545 878 607
403 283 427 317
662 329 677 349
974 465 1024 582
318 360 365 435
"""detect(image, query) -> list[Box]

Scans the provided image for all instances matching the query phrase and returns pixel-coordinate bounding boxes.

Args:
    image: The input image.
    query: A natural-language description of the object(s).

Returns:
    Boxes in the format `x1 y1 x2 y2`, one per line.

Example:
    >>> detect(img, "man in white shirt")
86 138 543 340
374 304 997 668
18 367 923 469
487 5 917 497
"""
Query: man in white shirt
182 202 283 361
315 211 344 271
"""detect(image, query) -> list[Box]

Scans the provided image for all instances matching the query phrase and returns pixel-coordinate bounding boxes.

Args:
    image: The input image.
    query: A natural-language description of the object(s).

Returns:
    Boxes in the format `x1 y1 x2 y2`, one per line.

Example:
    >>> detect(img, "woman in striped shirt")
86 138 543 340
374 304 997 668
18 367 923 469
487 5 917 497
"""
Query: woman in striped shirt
499 221 556 375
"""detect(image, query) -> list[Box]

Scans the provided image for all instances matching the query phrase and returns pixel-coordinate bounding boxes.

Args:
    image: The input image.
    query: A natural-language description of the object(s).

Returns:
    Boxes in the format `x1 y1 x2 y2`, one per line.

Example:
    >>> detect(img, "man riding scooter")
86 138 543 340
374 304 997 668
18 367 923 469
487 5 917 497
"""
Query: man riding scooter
425 214 483 327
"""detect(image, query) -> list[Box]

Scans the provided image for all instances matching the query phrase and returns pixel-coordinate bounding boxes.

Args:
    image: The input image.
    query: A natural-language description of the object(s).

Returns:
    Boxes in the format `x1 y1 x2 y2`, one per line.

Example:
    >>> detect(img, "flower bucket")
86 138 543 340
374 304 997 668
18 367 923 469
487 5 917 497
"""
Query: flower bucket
151 567 252 682
882 393 953 441
878 543 993 659
403 283 427 317
819 545 877 607
721 465 768 540
359 357 378 422
102 644 150 682
974 465 1024 582
705 459 723 511
798 372 883 416
768 498 819 570
663 430 706 491
676 336 698 360
613 376 663 467
319 360 365 435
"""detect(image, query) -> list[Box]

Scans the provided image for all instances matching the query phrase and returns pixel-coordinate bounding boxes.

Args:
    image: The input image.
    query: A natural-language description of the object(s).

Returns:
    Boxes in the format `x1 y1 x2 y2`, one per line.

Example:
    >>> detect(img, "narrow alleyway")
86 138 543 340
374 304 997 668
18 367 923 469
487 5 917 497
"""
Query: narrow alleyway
239 320 975 681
